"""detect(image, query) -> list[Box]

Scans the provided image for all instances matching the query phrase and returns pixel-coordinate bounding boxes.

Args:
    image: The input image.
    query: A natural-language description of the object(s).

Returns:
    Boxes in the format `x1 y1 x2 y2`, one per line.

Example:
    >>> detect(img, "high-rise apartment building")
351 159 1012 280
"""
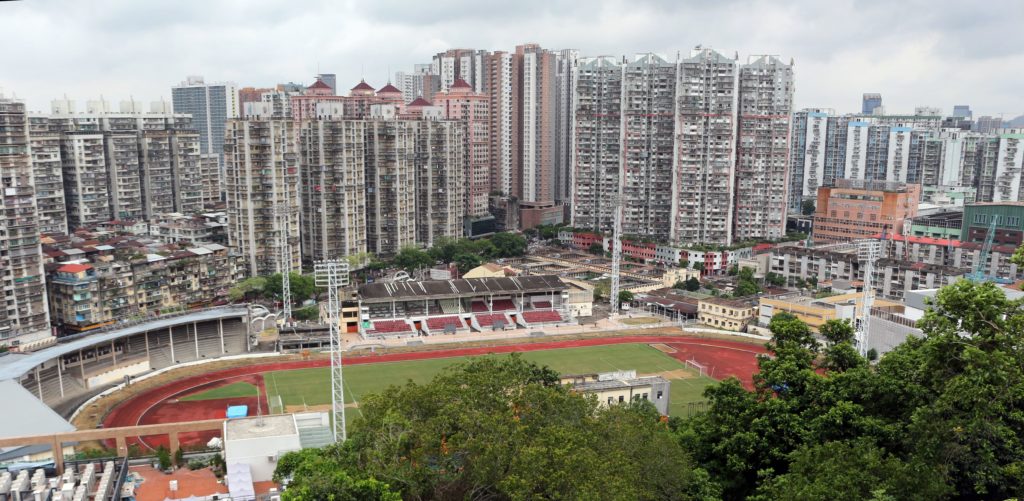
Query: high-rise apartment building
317 73 337 94
298 118 368 263
0 97 51 346
554 49 579 206
952 105 972 119
32 99 205 228
171 76 240 201
364 118 465 255
572 54 676 242
788 109 832 212
434 79 491 219
674 47 738 245
395 64 439 103
484 51 514 197
26 117 68 234
862 93 882 114
733 56 794 241
223 118 301 277
432 49 488 92
976 116 1004 134
512 44 558 205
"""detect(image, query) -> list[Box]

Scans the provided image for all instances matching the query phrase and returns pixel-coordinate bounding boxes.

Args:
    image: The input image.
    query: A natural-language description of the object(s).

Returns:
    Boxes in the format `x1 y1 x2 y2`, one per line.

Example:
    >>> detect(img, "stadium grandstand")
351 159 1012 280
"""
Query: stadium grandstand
357 275 572 339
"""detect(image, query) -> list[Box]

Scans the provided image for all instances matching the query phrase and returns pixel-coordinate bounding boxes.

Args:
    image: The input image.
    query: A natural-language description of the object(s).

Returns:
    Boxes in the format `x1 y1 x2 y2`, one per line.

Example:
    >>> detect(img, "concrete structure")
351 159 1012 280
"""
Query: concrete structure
812 180 920 244
512 44 558 207
698 297 757 331
298 119 368 264
862 93 882 115
961 202 1024 246
223 412 332 482
674 47 738 245
26 118 68 234
568 372 671 416
32 100 204 228
910 210 963 239
0 98 51 347
223 119 301 277
434 79 491 219
45 241 234 333
733 55 794 241
789 109 833 212
170 76 240 176
395 64 439 104
364 118 464 255
484 51 514 198
758 291 899 333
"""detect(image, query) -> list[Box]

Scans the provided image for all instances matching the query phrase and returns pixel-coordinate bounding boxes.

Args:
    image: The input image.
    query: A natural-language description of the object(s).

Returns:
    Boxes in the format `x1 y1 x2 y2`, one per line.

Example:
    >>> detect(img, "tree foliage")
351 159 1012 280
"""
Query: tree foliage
801 199 816 216
265 273 317 305
277 356 709 500
392 246 435 273
734 266 761 297
618 290 634 305
587 242 604 255
684 277 701 292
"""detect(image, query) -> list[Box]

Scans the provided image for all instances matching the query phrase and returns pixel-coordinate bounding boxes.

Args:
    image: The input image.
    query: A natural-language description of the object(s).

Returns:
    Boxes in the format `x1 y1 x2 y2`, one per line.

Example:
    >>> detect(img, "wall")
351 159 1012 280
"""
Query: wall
224 432 302 482
86 360 151 389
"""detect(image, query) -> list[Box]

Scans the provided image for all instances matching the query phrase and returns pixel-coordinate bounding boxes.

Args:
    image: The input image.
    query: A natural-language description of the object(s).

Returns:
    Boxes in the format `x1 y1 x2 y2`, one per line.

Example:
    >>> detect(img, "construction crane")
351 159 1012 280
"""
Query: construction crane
967 215 1000 283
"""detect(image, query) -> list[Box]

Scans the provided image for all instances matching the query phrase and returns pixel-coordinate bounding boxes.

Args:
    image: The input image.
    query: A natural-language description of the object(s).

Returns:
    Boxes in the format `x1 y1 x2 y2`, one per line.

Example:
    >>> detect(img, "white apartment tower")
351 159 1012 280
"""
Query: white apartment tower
733 55 794 241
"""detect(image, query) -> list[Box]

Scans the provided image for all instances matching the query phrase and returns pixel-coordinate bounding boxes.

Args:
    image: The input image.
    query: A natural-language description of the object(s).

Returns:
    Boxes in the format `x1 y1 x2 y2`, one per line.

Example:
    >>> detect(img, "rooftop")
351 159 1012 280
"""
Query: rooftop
573 376 669 392
358 275 566 302
225 414 296 440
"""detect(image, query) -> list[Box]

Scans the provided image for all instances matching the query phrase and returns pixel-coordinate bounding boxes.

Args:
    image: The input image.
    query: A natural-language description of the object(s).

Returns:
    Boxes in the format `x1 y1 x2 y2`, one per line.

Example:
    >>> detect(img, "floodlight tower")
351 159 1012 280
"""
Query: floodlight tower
276 205 293 326
857 240 882 357
314 259 350 442
609 62 627 315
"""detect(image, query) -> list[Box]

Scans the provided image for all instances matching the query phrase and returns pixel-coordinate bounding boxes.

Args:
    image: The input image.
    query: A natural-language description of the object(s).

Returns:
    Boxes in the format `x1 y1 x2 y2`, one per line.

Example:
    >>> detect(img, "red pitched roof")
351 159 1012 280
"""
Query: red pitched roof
408 97 432 107
351 80 375 91
451 78 472 89
377 83 401 94
58 263 92 273
307 79 332 90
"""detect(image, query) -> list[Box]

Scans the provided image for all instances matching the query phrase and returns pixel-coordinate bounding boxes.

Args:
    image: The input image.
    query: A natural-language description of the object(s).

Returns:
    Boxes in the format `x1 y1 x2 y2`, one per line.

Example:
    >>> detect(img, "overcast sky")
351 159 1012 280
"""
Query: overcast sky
2 0 1022 118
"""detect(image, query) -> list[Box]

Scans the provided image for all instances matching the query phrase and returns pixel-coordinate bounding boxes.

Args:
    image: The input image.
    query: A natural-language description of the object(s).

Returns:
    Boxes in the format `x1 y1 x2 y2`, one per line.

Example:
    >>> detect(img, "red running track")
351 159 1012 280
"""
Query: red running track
102 336 765 449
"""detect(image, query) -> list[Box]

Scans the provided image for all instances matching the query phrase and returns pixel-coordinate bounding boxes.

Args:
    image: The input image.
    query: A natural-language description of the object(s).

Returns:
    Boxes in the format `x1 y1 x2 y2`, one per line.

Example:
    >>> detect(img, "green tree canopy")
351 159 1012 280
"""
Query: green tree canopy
618 290 635 305
489 232 527 257
684 276 701 292
277 355 710 500
392 246 434 273
801 199 816 216
587 242 604 255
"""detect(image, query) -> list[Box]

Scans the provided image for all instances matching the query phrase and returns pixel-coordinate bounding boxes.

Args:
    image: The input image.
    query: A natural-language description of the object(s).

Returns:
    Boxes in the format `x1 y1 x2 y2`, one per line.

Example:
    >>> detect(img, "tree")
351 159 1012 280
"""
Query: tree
765 272 787 287
801 199 816 216
489 232 527 257
156 446 172 471
679 259 690 269
277 355 704 500
228 276 266 302
617 290 634 305
684 277 701 292
453 252 483 274
392 246 434 273
587 242 604 255
293 305 320 322
692 261 705 272
266 273 317 305
728 264 739 276
735 267 761 297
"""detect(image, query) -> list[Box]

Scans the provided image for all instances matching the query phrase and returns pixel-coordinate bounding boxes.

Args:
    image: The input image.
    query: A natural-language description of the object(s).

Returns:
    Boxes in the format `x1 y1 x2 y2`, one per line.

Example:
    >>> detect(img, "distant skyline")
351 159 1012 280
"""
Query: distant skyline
2 0 1023 118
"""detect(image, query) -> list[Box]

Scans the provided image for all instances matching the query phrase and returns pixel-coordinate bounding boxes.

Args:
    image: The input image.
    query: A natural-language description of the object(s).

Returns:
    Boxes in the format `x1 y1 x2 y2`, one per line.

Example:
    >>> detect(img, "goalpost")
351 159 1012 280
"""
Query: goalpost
685 358 708 378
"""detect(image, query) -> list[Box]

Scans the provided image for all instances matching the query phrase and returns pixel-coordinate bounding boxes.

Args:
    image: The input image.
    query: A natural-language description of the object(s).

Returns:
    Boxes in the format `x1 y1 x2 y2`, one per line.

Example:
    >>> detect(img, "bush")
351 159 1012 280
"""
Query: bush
156 446 172 471
293 305 320 322
188 459 207 470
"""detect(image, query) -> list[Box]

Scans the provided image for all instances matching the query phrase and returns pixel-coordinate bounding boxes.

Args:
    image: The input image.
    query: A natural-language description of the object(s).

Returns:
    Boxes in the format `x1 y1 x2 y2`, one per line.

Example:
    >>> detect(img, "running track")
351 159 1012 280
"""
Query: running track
102 336 765 448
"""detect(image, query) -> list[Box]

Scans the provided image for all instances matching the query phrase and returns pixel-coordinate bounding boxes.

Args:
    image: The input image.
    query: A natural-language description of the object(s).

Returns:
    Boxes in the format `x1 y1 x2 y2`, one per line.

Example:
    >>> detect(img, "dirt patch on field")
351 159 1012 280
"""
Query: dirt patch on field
644 369 693 380
650 343 677 354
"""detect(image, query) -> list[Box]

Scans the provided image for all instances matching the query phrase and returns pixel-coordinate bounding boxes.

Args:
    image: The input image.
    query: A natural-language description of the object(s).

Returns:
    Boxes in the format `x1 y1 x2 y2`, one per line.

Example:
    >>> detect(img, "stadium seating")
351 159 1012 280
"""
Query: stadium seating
425 316 465 332
492 299 517 311
522 310 564 324
439 299 461 314
367 319 413 334
471 301 488 312
531 301 552 309
475 313 510 328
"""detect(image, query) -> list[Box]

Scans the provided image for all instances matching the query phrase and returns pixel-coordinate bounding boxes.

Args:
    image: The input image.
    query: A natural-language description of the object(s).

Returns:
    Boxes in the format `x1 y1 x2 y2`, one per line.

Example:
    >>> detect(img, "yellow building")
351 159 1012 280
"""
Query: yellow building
662 267 700 287
698 297 758 331
462 263 508 279
758 292 900 332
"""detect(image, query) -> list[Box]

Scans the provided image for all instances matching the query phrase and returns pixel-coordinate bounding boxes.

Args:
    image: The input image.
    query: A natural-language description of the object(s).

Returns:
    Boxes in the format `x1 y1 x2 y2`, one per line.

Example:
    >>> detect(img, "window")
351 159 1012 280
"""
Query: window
657 391 663 399
618 395 625 403
607 397 614 405
642 393 649 400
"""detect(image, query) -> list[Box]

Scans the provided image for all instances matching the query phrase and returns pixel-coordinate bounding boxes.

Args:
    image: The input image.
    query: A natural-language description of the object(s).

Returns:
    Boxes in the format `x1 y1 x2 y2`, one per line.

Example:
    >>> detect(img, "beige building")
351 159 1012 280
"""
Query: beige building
224 118 301 277
698 297 757 331
560 278 595 318
566 371 671 415
758 292 900 333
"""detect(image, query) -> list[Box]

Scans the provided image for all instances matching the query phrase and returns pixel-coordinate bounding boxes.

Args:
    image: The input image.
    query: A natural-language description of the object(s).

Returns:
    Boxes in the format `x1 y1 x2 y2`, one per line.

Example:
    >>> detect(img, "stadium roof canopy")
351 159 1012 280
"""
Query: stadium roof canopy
359 275 566 303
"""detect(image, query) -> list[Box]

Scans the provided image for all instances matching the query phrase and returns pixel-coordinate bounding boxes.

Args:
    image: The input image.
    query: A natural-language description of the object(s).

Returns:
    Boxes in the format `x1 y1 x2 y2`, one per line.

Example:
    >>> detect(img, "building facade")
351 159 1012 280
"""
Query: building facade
223 119 301 277
0 98 51 346
812 180 920 244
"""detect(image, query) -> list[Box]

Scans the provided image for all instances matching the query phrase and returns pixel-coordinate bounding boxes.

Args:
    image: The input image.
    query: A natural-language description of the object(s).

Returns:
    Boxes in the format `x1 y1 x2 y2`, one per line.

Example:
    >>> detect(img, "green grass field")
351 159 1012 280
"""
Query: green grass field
180 381 259 401
619 317 661 325
263 344 715 419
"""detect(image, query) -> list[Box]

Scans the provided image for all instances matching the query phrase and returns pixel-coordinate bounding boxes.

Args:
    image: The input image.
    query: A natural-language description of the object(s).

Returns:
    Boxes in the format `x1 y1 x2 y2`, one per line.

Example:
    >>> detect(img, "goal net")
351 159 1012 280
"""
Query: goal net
685 359 708 378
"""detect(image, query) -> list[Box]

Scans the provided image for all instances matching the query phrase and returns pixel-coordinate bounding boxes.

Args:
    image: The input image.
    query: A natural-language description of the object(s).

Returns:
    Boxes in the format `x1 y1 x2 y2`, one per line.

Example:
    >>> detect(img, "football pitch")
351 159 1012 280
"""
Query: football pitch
262 343 715 419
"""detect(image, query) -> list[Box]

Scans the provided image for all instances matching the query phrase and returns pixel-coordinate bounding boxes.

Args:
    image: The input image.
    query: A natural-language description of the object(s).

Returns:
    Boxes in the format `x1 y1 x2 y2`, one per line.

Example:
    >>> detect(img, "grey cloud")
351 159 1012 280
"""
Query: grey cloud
0 0 1022 117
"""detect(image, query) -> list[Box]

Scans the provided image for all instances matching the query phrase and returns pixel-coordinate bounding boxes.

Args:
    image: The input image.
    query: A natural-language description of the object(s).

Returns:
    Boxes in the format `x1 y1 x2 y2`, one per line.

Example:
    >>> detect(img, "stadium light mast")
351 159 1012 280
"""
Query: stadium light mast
276 204 293 326
609 62 627 316
314 259 350 442
857 240 882 357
